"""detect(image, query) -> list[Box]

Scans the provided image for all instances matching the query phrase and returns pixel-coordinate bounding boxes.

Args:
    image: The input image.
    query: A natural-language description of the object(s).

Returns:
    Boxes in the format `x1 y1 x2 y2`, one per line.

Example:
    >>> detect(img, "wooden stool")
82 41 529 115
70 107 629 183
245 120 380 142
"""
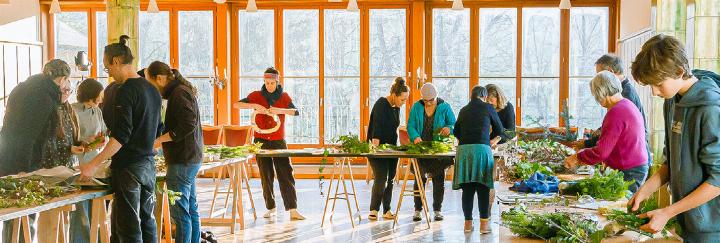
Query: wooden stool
393 158 431 229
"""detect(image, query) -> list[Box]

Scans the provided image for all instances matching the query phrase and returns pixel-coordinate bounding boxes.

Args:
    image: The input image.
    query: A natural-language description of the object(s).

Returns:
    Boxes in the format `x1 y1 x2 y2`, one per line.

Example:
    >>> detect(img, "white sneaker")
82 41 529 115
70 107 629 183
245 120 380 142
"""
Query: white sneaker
289 209 306 220
368 210 378 220
263 208 277 218
412 211 422 221
382 211 396 220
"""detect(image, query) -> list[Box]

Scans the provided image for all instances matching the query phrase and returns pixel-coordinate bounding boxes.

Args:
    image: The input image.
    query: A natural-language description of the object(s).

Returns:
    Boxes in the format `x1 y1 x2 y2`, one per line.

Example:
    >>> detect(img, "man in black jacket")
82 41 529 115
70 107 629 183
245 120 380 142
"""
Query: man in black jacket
0 59 72 177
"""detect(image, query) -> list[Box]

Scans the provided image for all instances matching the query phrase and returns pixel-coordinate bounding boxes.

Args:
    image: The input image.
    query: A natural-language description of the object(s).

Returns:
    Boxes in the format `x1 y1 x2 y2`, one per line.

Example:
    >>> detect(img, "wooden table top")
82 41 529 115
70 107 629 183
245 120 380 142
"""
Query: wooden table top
255 149 455 159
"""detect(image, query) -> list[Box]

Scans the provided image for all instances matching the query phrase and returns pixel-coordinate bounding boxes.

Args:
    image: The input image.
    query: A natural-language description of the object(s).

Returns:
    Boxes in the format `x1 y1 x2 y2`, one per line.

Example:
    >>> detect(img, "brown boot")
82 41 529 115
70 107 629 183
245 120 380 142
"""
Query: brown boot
464 220 473 232
479 218 492 234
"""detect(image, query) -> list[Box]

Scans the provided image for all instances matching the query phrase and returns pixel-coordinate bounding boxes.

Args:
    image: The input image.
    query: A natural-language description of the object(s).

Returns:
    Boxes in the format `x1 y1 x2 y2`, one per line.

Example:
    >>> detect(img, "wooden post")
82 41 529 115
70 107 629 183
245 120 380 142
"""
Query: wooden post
106 0 140 75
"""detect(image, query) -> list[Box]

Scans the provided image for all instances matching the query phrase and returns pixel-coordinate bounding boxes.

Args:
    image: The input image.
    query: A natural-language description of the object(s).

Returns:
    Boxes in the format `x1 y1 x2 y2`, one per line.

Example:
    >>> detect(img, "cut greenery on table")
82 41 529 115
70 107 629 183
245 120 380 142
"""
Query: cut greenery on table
204 143 263 159
560 168 633 201
501 205 606 243
518 139 575 174
334 135 374 153
510 160 555 180
605 196 679 238
0 177 75 208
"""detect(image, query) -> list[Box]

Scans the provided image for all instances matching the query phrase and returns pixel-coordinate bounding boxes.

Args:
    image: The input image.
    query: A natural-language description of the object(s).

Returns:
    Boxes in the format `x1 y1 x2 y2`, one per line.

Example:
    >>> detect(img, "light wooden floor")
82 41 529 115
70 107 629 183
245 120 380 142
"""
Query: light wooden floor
196 178 502 243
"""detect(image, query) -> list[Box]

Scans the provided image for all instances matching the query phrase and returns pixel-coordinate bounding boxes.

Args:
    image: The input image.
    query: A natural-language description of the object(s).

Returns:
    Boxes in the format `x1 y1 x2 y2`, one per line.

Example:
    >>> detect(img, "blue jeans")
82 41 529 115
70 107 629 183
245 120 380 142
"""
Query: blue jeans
69 200 92 243
623 164 649 193
166 163 201 243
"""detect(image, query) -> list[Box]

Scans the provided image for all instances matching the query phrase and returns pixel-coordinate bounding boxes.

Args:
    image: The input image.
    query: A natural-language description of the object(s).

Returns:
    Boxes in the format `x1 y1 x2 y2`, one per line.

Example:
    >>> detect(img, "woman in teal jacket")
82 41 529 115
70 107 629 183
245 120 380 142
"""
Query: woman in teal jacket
406 83 456 222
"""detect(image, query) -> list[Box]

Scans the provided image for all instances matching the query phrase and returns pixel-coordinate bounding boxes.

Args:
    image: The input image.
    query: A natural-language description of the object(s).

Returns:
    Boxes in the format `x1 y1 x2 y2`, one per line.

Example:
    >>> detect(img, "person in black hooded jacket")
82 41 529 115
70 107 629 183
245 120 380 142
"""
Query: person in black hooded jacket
0 59 73 177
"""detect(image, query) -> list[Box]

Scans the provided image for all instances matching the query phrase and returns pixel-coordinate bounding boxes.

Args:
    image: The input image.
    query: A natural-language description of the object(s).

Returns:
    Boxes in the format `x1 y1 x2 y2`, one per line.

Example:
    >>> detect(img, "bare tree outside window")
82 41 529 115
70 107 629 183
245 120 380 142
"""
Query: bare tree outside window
324 10 360 143
238 10 274 124
179 11 215 125
369 9 407 124
283 10 320 144
569 7 609 129
432 9 470 116
479 8 517 107
521 8 560 126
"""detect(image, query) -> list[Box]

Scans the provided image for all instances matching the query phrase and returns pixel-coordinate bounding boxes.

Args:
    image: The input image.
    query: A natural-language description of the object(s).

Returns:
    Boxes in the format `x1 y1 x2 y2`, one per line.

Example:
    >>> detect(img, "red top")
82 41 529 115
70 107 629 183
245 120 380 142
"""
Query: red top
245 91 294 141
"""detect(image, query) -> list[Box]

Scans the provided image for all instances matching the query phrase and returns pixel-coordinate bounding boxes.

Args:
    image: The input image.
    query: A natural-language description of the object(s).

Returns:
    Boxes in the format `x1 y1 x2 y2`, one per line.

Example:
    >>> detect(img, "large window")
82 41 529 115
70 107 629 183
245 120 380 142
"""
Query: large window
479 8 517 108
238 10 274 124
179 11 215 125
432 9 471 116
283 10 320 144
96 12 107 83
139 12 170 68
324 9 360 143
369 9 407 124
55 12 89 79
521 8 560 126
569 7 609 129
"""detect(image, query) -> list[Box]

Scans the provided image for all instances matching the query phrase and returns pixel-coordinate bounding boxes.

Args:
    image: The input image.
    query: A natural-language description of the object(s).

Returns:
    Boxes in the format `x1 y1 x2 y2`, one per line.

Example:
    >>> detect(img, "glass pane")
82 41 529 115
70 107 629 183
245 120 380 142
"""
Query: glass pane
479 8 517 77
324 78 361 143
521 78 559 126
324 10 360 77
433 78 468 116
179 11 214 124
187 78 214 125
55 12 88 78
369 9 406 76
284 78 320 144
570 7 608 76
369 77 406 125
522 8 560 77
4 46 17 98
479 78 517 107
0 16 38 42
570 78 606 129
96 12 106 77
432 9 470 77
30 46 42 74
239 10 274 76
179 11 214 76
569 7 609 129
17 46 30 83
139 11 170 68
239 78 263 124
283 10 319 77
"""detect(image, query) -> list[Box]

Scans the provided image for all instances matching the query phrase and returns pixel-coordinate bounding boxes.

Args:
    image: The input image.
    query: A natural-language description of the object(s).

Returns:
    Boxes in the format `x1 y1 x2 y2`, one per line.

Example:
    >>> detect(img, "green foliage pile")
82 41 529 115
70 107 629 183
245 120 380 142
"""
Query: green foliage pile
0 177 72 208
204 142 263 159
510 160 555 180
501 205 606 243
561 168 633 201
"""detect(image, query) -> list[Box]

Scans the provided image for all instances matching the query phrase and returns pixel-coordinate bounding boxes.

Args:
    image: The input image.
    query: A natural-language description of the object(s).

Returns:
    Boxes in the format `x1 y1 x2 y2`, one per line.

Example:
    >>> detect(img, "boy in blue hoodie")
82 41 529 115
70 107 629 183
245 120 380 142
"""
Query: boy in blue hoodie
629 34 720 241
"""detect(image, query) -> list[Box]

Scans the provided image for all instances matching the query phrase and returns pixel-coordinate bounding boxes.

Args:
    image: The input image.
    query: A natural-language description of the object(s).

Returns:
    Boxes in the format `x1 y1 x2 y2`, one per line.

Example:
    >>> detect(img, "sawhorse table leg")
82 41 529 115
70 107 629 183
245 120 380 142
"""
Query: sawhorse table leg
90 195 112 243
321 157 361 228
393 158 431 229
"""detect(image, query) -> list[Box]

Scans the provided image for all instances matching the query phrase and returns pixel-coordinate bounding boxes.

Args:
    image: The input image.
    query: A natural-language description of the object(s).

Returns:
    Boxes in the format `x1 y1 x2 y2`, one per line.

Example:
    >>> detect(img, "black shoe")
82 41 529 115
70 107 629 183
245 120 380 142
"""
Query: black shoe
434 211 444 221
201 231 217 243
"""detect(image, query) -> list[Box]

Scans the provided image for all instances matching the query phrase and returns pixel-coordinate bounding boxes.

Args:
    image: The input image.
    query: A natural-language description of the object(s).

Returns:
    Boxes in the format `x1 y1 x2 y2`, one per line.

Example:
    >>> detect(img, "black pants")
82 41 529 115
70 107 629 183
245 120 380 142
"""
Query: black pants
461 183 490 220
368 158 398 213
110 159 157 243
413 169 446 212
255 138 297 210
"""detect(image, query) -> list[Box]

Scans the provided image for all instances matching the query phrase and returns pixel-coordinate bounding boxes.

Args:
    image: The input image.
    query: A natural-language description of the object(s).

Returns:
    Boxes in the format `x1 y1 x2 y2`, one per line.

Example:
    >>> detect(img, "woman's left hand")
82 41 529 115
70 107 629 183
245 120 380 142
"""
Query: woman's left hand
439 127 451 136
71 146 86 155
639 208 673 234
79 162 98 178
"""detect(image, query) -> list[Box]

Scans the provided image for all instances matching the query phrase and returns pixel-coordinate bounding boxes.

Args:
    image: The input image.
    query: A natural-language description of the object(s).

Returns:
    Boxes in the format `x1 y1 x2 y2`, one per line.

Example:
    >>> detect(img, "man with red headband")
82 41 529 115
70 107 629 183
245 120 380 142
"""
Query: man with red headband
233 67 305 220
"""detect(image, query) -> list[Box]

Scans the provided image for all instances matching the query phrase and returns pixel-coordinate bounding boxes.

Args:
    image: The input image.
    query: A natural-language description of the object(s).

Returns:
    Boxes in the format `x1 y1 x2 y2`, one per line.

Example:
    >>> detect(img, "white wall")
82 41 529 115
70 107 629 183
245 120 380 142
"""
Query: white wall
0 0 41 42
619 0 652 40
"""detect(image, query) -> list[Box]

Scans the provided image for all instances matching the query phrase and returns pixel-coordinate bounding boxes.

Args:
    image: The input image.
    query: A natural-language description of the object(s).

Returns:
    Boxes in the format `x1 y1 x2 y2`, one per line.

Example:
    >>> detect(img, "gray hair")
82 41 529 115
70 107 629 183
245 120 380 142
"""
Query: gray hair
590 70 622 104
42 59 71 79
595 54 624 75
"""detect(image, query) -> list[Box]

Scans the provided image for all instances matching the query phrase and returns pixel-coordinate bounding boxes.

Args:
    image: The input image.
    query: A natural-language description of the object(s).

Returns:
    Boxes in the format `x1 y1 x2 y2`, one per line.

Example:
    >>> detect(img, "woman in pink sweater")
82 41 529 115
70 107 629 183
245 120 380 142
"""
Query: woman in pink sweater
565 70 649 192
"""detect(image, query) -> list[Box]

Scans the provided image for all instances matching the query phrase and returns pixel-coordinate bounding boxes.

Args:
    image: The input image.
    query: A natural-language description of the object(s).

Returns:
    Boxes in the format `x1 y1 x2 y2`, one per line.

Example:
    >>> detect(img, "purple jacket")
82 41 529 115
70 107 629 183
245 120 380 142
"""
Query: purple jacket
577 99 648 170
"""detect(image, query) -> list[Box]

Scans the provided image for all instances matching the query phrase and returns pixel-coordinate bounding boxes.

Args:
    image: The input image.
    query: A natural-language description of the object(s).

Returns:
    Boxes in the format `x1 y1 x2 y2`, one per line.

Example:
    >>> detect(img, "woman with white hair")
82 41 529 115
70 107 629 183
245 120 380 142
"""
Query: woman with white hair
564 70 649 192
407 83 456 222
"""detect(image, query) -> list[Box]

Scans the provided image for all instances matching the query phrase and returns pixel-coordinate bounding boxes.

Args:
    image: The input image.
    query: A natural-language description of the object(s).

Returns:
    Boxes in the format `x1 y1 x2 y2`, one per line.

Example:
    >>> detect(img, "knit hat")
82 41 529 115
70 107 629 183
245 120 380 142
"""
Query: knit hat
420 83 437 100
